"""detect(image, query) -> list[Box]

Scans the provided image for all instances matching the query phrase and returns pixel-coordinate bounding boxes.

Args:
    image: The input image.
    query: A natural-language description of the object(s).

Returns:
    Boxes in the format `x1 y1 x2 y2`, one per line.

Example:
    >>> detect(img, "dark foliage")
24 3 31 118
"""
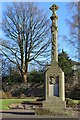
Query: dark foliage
58 50 79 99
58 50 73 82
28 70 44 83
69 83 80 100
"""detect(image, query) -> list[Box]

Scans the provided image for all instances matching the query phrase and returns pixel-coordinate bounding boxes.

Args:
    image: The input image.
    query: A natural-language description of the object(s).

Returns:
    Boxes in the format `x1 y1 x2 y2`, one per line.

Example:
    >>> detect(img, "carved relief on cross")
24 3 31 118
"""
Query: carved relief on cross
50 4 59 13
50 4 59 21
50 4 59 62
50 4 58 33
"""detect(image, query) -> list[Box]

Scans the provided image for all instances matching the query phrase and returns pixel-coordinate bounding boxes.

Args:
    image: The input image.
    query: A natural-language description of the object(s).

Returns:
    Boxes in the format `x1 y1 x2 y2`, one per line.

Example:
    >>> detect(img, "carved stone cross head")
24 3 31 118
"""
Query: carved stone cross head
50 4 59 12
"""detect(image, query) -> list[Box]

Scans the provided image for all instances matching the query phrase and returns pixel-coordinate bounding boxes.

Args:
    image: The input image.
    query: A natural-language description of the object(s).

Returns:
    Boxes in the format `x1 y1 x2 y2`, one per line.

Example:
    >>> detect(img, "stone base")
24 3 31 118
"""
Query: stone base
43 96 66 110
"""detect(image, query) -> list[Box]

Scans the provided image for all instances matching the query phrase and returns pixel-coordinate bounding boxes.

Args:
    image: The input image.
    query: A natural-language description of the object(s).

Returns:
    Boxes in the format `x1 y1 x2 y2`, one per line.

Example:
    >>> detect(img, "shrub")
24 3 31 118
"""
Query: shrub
0 90 7 99
28 70 44 83
11 88 21 97
2 73 22 85
69 83 80 100
66 98 77 108
11 83 28 97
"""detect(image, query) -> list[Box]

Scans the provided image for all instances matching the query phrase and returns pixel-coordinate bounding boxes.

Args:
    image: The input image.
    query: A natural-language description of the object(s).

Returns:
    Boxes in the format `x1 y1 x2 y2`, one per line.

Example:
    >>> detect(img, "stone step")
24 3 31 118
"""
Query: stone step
21 101 43 107
0 109 35 115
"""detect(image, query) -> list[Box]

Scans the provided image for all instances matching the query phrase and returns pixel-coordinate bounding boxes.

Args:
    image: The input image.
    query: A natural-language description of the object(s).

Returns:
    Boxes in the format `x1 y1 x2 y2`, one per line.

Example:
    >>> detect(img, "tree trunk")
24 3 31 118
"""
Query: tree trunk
23 72 28 84
22 64 28 84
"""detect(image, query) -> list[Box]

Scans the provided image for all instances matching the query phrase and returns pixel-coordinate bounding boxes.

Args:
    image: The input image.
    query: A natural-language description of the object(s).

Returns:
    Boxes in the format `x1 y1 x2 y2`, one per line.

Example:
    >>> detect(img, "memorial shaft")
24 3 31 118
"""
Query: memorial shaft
44 4 65 102
50 4 59 62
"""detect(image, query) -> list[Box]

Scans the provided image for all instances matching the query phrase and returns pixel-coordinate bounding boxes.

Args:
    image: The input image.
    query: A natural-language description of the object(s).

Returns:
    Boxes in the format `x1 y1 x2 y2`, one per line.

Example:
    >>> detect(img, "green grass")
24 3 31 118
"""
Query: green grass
66 98 80 104
0 98 36 110
72 100 80 104
0 98 80 110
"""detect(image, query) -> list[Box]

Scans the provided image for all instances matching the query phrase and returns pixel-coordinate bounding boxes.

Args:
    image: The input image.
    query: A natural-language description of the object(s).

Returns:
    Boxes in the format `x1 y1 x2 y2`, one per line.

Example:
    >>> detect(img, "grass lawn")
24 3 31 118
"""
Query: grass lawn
0 98 36 110
72 100 80 104
0 98 80 110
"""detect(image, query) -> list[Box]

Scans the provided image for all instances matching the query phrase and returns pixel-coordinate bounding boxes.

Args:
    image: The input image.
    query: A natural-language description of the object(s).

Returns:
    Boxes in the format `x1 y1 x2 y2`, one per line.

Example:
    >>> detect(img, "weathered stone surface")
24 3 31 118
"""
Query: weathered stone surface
43 96 66 110
44 4 65 103
45 61 65 101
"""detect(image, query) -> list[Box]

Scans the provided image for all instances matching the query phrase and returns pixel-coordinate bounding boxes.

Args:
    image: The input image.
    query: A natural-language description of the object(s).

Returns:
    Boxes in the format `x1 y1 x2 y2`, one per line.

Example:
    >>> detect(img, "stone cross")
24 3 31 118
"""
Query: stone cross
50 4 59 62
44 4 65 102
50 4 59 13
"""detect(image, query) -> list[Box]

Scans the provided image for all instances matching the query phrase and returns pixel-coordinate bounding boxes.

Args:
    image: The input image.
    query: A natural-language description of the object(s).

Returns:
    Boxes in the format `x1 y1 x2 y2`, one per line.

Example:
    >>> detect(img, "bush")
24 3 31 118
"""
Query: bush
11 88 21 97
66 98 77 108
0 90 7 99
11 83 28 97
2 72 22 85
28 70 44 83
2 73 23 94
69 83 80 100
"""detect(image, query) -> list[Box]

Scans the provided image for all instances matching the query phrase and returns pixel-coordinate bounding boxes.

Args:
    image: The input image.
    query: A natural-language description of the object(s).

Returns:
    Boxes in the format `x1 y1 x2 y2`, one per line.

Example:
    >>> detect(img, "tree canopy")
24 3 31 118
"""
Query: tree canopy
63 2 79 60
1 3 51 83
58 50 73 78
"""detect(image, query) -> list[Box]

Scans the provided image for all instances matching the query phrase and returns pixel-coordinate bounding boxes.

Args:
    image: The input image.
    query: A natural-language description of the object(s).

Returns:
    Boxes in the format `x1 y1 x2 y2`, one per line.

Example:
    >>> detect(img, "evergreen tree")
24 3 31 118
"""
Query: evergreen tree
58 50 73 83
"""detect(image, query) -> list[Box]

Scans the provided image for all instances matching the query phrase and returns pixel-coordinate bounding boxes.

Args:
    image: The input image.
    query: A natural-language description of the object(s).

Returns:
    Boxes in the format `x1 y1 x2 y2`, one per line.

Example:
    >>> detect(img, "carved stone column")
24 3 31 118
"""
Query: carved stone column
44 4 65 102
50 4 59 62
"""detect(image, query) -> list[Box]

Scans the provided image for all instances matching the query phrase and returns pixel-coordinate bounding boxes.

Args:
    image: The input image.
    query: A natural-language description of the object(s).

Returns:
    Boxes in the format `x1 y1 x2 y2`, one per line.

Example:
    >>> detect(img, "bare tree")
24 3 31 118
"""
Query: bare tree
63 2 80 60
0 3 51 83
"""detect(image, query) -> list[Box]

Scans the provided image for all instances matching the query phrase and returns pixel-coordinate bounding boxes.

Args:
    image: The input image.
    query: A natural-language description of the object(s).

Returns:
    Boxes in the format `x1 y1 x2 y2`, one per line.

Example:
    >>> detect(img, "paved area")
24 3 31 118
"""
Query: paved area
0 110 79 120
0 109 35 114
0 113 79 120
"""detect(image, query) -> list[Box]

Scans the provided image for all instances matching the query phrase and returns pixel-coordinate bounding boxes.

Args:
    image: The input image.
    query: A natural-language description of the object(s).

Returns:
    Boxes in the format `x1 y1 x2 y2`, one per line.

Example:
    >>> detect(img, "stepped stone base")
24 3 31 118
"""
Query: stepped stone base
42 96 78 118
43 96 66 111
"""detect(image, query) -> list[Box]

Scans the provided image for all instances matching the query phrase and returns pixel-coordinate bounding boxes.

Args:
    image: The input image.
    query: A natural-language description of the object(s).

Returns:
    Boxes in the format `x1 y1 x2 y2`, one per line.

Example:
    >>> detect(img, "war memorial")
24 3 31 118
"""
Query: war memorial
44 4 65 102
1 4 79 119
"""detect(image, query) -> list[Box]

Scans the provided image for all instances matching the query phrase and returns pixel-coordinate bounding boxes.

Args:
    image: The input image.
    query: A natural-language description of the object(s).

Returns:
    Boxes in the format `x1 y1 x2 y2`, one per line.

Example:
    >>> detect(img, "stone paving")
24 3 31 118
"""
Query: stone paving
0 109 79 119
1 113 79 119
